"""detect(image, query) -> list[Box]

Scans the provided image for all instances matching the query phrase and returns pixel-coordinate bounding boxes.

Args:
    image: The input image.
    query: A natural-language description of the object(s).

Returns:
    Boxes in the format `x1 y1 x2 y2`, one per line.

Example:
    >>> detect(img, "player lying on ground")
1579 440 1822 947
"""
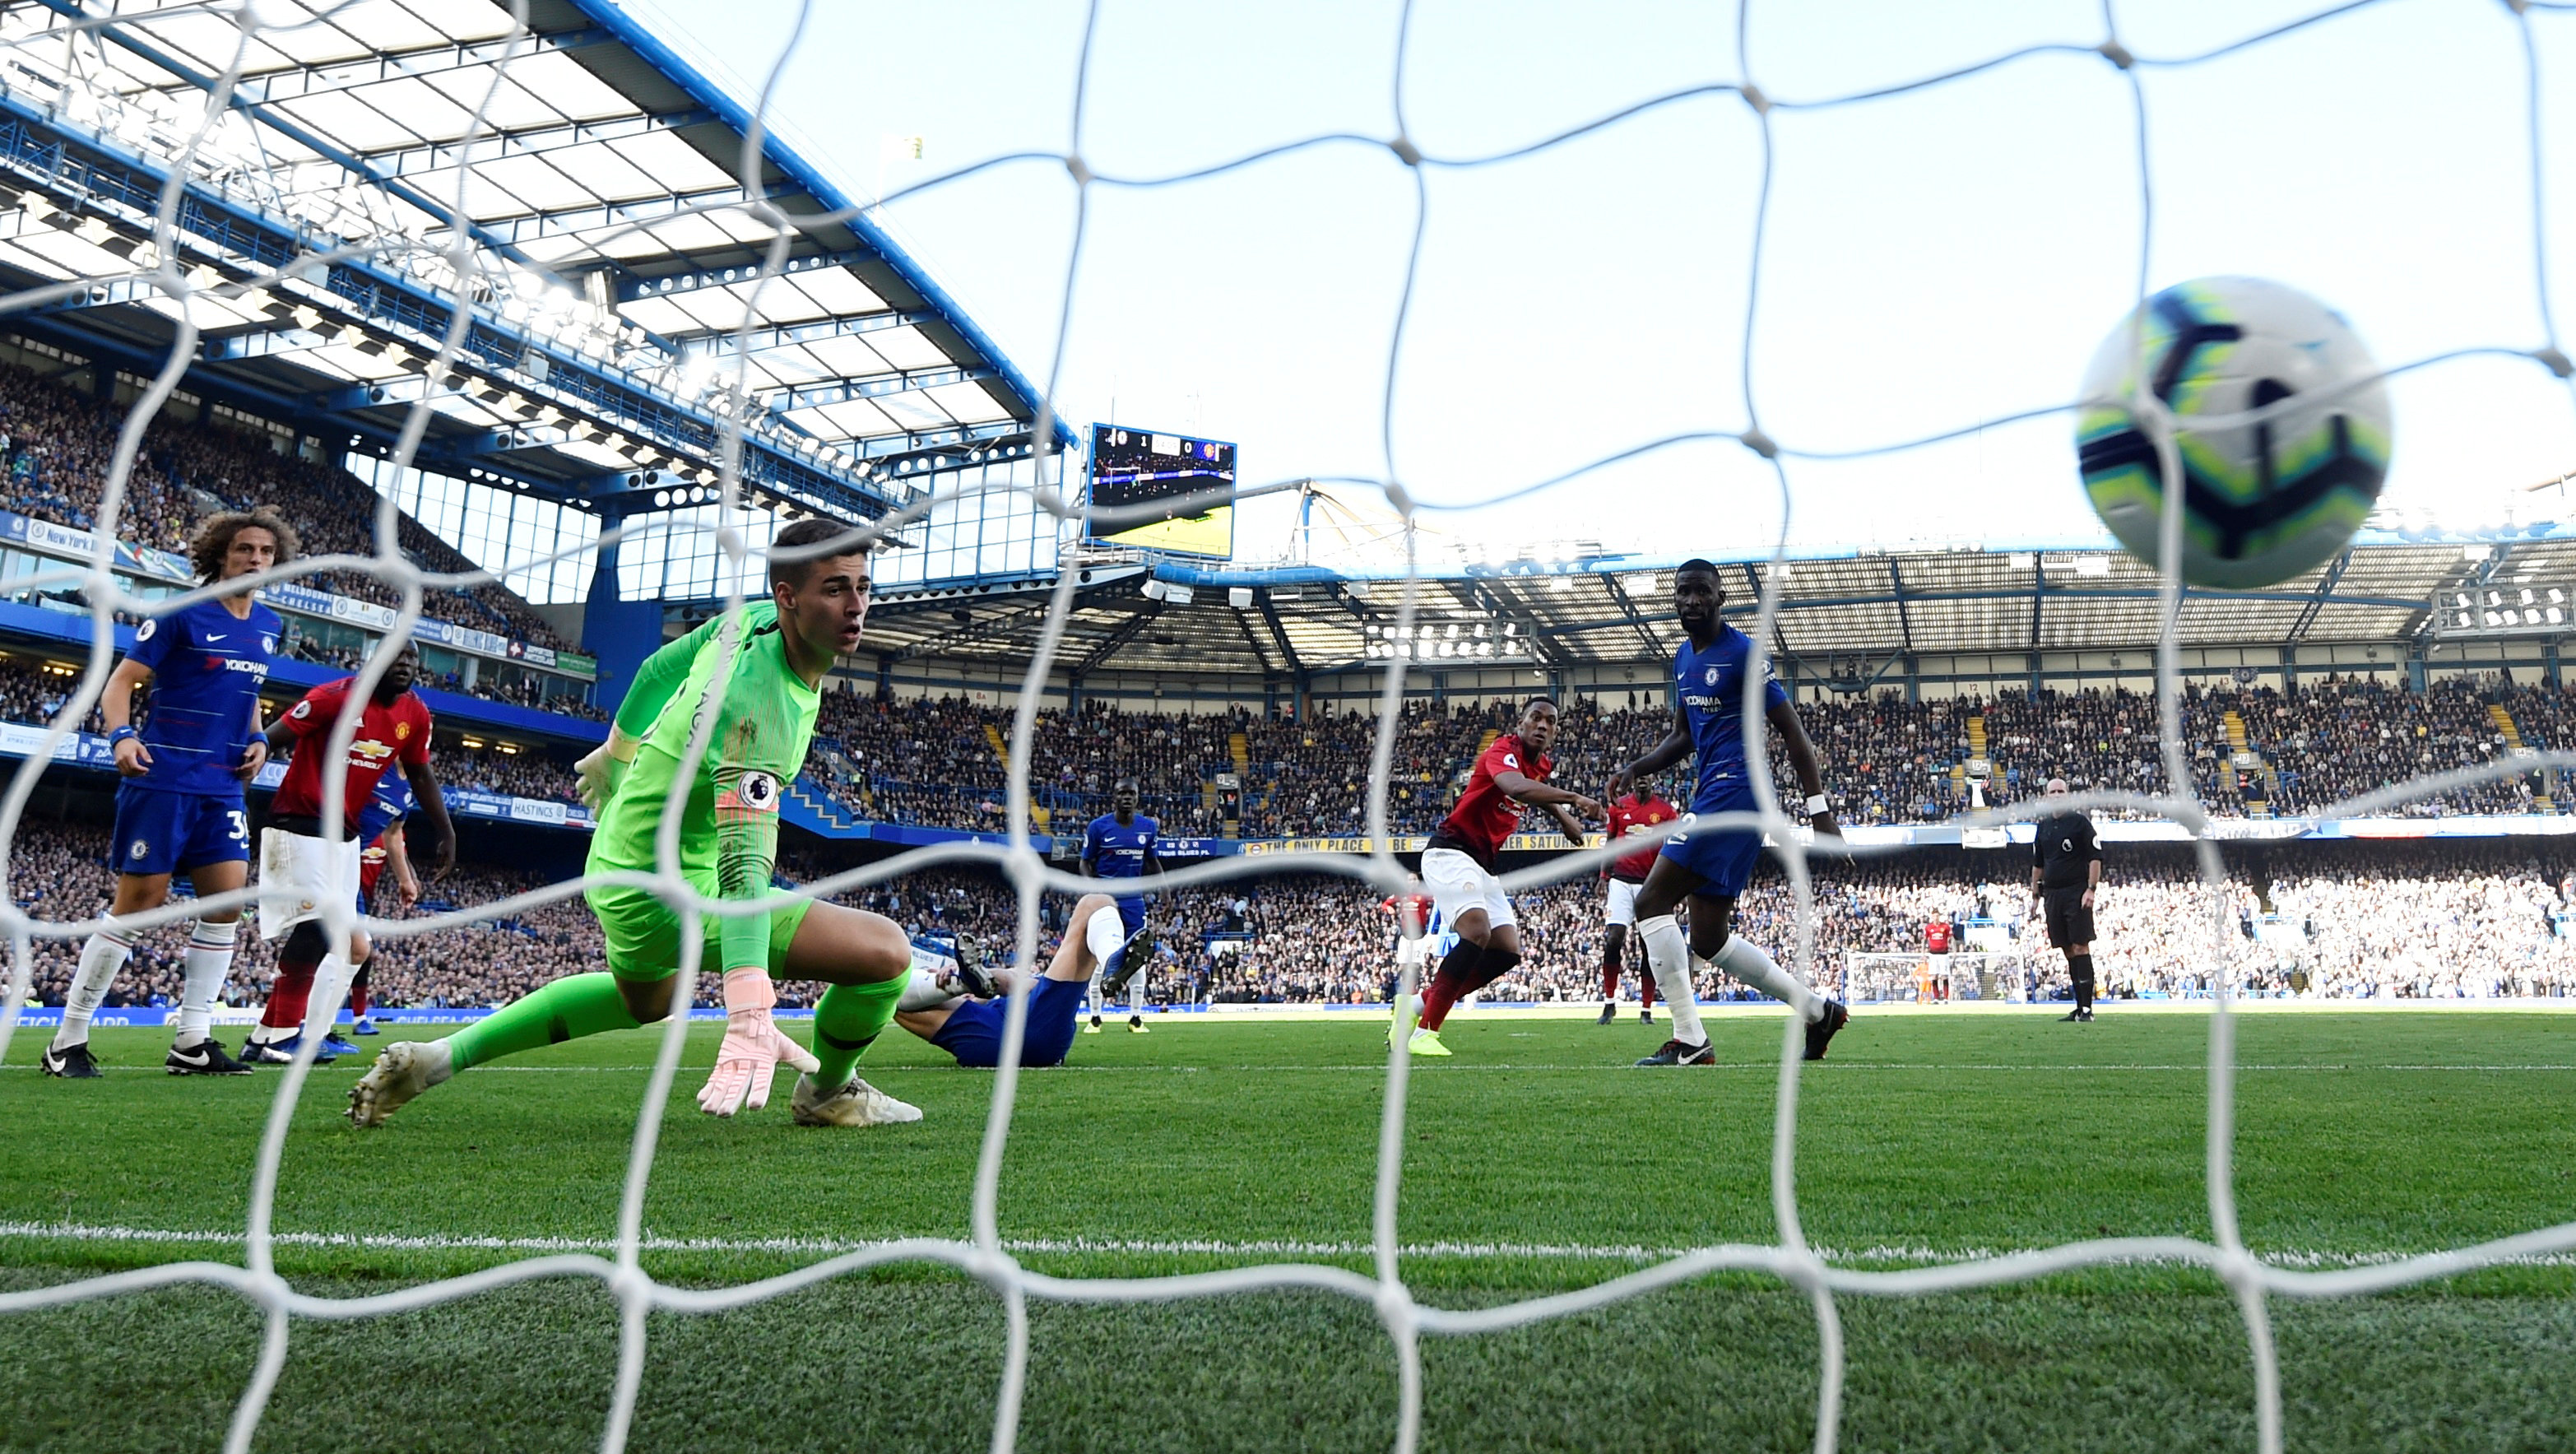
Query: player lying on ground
893 893 1126 1067
44 509 293 1080
350 520 925 1130
1395 696 1600 1057
1608 558 1850 1066
1080 778 1160 1034
246 644 455 1065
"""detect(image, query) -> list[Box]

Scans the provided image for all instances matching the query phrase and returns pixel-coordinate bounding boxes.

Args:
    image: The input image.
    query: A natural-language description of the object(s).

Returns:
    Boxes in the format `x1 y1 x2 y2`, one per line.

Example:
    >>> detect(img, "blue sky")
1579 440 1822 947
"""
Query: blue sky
626 0 2576 565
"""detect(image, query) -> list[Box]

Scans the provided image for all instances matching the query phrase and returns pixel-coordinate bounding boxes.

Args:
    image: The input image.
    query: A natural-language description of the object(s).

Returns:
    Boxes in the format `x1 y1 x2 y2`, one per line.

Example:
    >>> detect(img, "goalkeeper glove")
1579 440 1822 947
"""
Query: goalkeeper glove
697 969 819 1117
574 726 642 812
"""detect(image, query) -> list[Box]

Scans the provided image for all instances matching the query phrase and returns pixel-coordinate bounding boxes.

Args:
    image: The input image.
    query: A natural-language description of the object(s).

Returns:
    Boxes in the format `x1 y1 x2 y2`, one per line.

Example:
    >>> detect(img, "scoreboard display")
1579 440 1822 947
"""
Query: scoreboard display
1086 423 1237 559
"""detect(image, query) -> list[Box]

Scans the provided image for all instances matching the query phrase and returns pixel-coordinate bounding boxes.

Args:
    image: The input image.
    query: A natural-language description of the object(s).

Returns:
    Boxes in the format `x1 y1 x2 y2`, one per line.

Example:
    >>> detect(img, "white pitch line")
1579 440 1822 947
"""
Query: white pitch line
4 1220 2571 1271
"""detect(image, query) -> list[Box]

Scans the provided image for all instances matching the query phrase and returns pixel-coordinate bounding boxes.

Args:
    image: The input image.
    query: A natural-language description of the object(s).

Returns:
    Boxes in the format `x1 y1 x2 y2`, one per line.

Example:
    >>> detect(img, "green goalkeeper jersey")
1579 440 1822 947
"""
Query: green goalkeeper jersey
587 601 815 974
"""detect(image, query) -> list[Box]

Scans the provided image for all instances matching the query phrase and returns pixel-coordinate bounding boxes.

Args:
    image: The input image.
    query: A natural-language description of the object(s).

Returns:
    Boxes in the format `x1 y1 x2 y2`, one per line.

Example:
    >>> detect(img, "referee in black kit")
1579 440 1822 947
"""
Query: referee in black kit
2028 778 2104 1022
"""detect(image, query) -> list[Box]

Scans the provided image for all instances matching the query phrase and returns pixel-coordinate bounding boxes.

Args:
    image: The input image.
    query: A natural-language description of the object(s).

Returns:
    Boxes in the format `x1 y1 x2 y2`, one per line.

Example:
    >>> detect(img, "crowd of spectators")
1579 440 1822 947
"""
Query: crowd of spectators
440 742 583 806
0 653 587 804
16 812 2576 1015
0 367 203 554
0 359 600 703
791 677 2576 838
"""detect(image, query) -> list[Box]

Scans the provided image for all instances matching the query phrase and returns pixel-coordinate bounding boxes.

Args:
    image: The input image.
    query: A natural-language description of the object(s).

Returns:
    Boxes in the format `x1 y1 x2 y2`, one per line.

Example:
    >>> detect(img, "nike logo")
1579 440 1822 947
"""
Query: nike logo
205 632 225 640
169 1046 209 1066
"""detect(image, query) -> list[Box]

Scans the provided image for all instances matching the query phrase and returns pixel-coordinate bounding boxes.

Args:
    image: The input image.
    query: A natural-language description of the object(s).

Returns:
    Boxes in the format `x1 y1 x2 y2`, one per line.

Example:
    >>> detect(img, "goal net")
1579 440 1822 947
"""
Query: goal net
3 3 2575 1454
1843 951 2045 1006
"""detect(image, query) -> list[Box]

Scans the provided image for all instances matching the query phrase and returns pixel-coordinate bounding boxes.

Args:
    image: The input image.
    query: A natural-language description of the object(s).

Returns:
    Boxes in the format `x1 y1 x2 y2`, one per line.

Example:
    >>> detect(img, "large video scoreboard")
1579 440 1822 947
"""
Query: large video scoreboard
1086 423 1237 559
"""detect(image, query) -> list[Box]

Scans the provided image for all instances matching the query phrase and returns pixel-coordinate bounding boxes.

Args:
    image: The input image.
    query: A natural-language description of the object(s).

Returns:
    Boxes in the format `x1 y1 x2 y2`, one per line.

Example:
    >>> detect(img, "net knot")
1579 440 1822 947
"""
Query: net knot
1372 1281 1418 1329
1738 426 1780 460
1387 135 1423 167
1381 481 1416 516
1063 154 1093 186
2212 1247 2263 1289
1738 83 1772 116
2097 39 2137 69
2535 346 2573 379
608 1265 654 1305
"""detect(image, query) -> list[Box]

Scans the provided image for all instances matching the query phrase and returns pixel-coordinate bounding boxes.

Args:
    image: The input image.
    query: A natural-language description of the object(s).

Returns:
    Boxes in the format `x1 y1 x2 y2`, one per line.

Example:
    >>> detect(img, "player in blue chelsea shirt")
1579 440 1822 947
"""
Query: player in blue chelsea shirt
1607 559 1850 1068
1079 778 1160 1034
338 768 416 1043
44 509 297 1080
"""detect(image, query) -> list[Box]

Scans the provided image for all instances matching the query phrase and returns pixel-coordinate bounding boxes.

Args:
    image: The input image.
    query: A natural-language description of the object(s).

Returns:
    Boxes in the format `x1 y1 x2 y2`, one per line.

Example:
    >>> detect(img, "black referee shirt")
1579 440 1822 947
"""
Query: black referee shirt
2032 811 2100 890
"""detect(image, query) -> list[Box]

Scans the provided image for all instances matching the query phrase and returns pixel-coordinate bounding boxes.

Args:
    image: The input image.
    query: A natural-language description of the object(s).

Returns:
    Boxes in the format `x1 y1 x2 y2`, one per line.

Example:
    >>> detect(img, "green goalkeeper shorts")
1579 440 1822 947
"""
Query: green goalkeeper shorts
585 881 813 982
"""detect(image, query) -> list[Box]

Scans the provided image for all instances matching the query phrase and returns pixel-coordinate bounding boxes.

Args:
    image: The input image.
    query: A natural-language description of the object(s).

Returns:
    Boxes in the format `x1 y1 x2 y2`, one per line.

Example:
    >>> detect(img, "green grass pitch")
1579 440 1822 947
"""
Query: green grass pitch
6 1008 2576 1452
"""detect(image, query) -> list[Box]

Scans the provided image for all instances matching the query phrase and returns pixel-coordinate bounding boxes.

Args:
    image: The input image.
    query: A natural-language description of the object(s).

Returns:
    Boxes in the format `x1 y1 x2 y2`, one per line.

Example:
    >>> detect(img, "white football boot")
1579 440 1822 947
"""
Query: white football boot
790 1073 922 1127
346 1041 453 1127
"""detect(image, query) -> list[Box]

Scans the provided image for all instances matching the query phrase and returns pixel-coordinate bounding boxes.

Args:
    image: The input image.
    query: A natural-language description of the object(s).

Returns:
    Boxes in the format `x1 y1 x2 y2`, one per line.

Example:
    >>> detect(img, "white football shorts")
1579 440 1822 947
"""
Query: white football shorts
257 827 362 941
1604 876 1641 928
1419 846 1515 932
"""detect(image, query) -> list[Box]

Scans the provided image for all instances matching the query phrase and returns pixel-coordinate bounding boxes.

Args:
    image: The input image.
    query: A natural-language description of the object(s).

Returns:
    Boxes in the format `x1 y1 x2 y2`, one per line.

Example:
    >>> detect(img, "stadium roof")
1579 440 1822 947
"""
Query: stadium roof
0 0 1070 526
861 523 2576 681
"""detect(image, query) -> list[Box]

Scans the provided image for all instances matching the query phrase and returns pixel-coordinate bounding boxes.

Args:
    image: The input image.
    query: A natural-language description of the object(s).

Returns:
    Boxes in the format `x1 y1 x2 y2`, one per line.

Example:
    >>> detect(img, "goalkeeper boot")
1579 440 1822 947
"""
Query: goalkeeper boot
1404 1027 1450 1058
790 1073 922 1127
1634 1038 1713 1067
165 1038 251 1075
39 1041 100 1079
1128 1014 1148 1034
1803 1000 1850 1061
2058 1007 2084 1022
346 1042 453 1127
1595 1001 1615 1025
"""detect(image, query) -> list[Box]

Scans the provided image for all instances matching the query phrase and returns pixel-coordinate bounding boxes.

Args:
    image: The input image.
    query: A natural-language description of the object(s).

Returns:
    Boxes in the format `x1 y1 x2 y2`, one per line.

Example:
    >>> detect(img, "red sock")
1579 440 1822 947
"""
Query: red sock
1641 971 1657 1010
1601 961 1619 999
1416 969 1466 1031
262 961 316 1033
347 968 370 1019
1417 941 1484 1031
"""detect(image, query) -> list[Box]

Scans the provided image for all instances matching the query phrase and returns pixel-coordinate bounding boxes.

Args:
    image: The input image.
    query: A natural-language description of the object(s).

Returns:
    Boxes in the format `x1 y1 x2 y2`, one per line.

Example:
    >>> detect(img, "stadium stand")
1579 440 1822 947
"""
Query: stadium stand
20 820 2570 1015
800 681 2564 834
0 358 581 657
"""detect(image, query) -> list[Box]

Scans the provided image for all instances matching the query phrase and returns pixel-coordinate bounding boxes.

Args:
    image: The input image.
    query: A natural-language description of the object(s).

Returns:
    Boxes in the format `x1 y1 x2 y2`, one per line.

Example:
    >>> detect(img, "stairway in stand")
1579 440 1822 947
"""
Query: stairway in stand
2488 702 2557 814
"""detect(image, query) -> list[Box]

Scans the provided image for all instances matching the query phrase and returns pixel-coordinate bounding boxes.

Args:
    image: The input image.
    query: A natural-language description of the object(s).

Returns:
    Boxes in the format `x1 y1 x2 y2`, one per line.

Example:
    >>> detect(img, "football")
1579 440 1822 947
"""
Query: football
2076 276 2392 588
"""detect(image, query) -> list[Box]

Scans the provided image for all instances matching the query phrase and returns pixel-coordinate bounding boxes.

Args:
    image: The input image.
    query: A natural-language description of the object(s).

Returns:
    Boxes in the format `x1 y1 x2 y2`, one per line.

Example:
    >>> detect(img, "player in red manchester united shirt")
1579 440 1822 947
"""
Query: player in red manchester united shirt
1380 885 1441 1002
1396 697 1600 1057
244 646 455 1063
1597 782 1681 1024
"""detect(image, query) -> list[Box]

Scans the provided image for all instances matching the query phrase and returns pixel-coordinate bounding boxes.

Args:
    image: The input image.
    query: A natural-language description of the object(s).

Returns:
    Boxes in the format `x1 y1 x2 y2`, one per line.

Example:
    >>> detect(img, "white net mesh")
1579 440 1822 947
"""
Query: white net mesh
2 2 2575 1452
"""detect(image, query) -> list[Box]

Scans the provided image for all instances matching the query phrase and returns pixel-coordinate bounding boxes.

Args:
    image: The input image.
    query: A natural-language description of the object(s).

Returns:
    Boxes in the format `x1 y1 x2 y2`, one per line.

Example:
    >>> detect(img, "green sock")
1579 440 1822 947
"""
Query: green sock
444 973 642 1071
808 975 904 1089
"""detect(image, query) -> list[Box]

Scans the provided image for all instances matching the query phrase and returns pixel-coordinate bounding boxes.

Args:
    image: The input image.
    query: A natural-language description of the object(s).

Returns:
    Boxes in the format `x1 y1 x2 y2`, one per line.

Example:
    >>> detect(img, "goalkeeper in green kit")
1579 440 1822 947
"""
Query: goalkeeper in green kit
349 519 928 1129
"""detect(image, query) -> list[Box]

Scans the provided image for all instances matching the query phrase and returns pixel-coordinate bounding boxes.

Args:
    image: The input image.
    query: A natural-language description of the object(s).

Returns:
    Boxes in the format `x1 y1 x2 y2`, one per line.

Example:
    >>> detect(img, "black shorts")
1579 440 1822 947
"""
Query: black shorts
2044 886 2095 948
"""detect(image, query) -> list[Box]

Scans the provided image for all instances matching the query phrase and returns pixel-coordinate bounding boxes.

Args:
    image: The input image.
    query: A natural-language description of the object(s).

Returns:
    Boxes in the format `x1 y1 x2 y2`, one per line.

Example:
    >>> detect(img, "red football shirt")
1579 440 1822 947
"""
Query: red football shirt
1381 892 1435 937
1607 792 1679 883
1432 733 1552 871
271 677 432 834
